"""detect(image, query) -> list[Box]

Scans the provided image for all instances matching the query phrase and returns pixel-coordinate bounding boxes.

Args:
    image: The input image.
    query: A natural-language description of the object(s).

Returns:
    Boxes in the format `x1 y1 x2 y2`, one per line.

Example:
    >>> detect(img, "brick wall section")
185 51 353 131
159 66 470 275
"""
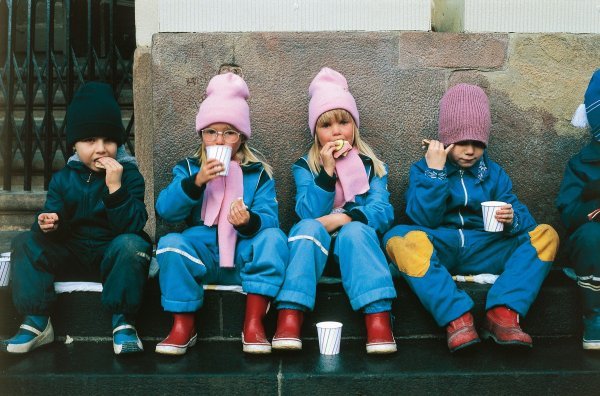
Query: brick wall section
135 32 597 241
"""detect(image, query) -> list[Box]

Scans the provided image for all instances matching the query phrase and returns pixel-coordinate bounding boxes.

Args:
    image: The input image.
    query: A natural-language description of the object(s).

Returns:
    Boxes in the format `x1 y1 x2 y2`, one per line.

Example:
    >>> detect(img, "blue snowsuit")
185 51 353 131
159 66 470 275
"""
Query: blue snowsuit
155 157 287 313
274 155 397 313
383 153 559 326
556 139 600 316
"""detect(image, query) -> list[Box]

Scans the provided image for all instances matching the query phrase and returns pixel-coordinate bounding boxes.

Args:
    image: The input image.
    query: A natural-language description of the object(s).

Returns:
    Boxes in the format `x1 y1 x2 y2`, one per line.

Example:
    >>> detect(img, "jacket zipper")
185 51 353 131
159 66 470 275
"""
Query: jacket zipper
458 170 467 247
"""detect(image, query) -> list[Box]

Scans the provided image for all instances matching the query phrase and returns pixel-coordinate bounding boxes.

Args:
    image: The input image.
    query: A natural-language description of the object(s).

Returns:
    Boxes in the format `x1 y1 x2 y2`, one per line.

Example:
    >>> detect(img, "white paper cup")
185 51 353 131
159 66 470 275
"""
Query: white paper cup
205 145 232 176
316 321 343 355
0 253 10 287
481 201 506 232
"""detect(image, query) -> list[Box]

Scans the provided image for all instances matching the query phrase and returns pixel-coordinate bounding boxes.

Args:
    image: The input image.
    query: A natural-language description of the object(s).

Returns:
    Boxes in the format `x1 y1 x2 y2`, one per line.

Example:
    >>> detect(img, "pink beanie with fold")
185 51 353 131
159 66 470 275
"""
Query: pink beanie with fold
438 84 491 147
195 72 251 138
308 67 360 136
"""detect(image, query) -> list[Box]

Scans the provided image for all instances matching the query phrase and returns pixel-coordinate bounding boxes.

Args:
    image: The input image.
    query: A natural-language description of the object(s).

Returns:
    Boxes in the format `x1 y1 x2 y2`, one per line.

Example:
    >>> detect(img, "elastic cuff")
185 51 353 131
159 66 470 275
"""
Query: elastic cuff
315 168 336 192
242 281 281 299
347 209 368 224
235 211 261 236
103 186 129 208
362 299 393 314
350 287 397 312
161 296 203 313
276 302 308 312
424 168 447 181
181 174 205 200
275 289 317 311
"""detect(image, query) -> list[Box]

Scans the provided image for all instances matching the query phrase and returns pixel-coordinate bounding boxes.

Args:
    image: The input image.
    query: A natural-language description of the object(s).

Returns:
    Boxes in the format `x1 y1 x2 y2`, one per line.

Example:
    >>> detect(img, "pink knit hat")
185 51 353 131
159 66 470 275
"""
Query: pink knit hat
308 67 359 136
195 72 251 138
438 84 491 147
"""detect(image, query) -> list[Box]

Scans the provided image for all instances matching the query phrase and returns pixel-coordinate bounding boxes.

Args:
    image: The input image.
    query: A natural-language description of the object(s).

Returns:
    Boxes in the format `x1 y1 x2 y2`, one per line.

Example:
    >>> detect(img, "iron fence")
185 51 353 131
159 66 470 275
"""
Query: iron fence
0 0 135 191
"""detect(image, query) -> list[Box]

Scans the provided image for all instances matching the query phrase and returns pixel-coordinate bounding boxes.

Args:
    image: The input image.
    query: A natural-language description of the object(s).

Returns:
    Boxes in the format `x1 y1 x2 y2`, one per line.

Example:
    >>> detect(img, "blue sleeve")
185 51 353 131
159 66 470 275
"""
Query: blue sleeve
345 166 394 234
155 163 199 223
102 165 149 234
293 162 335 219
405 162 450 228
556 159 600 233
238 171 280 238
493 167 536 234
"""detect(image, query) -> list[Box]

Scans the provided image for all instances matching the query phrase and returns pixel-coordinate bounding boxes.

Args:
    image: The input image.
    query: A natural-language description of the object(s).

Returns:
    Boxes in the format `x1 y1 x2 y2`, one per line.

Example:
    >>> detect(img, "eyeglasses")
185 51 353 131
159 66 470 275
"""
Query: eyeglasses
200 128 241 143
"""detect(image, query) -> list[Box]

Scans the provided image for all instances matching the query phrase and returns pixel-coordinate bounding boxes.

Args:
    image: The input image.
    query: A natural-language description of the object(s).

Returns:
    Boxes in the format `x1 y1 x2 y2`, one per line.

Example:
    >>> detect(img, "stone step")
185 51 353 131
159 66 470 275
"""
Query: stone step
0 269 581 340
1 338 599 395
0 192 46 231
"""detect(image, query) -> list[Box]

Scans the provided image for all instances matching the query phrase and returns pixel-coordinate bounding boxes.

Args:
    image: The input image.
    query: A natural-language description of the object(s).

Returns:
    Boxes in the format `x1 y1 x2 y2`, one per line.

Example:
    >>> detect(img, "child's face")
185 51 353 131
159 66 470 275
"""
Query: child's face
200 123 242 158
447 140 485 168
315 111 355 147
74 137 118 171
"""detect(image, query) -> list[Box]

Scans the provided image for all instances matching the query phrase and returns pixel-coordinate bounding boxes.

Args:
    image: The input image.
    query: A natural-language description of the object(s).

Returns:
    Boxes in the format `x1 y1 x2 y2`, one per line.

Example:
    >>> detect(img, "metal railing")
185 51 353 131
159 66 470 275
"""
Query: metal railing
0 0 135 191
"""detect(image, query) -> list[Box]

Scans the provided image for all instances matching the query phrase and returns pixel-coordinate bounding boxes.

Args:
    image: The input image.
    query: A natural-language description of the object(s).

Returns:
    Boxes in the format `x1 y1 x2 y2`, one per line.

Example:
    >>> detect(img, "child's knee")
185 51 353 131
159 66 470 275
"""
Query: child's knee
528 224 560 262
385 231 433 277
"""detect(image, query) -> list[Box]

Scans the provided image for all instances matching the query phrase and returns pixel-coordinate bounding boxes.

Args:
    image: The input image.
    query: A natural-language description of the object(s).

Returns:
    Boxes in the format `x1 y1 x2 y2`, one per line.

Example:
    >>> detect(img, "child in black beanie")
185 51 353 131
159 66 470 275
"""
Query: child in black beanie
1 82 152 355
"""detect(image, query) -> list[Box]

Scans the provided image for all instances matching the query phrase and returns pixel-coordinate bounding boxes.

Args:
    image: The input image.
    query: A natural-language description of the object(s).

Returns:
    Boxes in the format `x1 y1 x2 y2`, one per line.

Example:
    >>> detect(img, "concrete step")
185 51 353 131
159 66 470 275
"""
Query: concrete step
0 192 46 231
1 338 599 395
0 269 581 341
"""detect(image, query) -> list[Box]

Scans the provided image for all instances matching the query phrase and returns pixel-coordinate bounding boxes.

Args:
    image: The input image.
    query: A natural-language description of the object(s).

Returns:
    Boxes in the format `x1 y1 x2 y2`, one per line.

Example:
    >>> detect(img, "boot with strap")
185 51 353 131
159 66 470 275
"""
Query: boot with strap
481 306 532 347
155 313 197 355
446 311 480 353
365 311 397 354
0 315 54 354
272 309 304 350
242 294 271 354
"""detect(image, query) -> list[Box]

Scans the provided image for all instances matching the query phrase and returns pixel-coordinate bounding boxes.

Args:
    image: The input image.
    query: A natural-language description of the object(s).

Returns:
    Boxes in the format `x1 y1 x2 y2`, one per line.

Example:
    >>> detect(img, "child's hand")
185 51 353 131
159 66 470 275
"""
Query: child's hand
319 142 337 177
96 157 123 193
495 204 514 225
228 197 250 227
316 213 352 233
38 213 59 233
196 158 224 186
425 140 454 170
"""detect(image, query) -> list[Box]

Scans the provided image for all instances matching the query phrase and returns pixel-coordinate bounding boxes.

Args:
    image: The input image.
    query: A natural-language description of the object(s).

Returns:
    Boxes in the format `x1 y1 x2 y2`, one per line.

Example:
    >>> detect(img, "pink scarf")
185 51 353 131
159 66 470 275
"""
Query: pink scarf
333 148 370 208
201 161 244 268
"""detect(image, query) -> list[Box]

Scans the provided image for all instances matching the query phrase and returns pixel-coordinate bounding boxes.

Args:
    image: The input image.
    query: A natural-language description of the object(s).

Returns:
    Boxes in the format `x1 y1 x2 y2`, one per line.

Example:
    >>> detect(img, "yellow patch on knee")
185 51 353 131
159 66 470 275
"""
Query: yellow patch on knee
386 231 432 277
528 224 560 262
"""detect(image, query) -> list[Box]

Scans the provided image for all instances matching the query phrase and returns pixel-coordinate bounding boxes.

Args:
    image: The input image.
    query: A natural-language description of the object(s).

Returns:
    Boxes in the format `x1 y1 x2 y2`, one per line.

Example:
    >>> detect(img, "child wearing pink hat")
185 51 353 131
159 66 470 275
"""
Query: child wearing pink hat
154 72 287 355
384 84 559 353
273 67 397 354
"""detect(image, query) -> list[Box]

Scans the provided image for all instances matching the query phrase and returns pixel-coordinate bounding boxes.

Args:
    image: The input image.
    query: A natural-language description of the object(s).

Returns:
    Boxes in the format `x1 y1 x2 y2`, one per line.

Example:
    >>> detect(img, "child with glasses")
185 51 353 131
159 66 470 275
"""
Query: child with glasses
154 72 288 355
556 69 600 350
384 84 559 353
272 68 397 354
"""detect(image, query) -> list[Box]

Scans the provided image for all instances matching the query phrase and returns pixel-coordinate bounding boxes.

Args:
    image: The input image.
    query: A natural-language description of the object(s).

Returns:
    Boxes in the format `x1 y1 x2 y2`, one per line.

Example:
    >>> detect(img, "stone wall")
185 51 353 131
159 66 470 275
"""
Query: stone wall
134 32 599 241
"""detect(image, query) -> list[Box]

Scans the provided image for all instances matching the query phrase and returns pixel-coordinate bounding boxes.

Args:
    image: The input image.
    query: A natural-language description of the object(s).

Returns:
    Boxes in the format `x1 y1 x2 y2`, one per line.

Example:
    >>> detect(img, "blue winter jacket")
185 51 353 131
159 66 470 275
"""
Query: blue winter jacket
556 139 600 235
32 147 148 242
405 152 536 235
292 154 394 235
155 157 279 238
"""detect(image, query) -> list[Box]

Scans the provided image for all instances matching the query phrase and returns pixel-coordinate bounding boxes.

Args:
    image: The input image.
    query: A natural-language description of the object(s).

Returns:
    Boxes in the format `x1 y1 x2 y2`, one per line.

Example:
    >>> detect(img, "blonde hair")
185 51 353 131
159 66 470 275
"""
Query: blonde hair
306 109 386 178
194 128 273 178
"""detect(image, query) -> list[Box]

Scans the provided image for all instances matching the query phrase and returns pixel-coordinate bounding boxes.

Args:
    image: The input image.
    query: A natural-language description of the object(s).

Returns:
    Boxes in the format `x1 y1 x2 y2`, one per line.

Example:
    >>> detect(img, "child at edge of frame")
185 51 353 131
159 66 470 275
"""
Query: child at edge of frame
1 82 152 355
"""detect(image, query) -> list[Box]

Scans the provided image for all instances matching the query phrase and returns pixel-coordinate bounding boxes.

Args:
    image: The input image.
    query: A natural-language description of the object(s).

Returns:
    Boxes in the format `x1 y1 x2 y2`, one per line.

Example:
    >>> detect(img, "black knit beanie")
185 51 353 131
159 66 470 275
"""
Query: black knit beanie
66 82 124 147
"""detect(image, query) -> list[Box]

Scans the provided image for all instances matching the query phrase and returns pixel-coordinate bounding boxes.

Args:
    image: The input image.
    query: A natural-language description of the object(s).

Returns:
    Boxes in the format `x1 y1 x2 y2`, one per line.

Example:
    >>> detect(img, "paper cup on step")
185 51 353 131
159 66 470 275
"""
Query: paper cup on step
0 253 11 287
316 321 343 355
205 145 232 176
481 201 506 232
